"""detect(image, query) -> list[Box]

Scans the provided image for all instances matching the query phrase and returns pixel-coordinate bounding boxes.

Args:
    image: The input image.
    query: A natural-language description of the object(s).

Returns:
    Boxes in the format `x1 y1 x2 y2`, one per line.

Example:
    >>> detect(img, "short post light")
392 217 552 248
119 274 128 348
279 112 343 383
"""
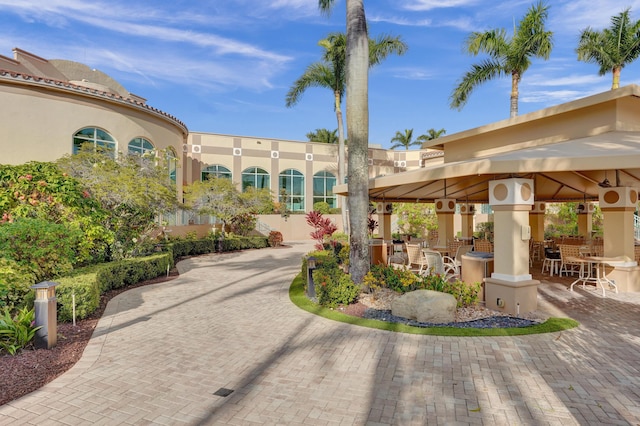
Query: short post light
306 256 317 298
30 281 58 349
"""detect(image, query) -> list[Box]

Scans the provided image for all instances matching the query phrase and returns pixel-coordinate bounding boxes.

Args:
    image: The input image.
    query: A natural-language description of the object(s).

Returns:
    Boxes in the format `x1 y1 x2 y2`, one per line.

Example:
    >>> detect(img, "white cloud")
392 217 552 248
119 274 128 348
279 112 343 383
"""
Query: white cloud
526 73 604 88
399 0 480 12
520 89 603 104
391 67 435 80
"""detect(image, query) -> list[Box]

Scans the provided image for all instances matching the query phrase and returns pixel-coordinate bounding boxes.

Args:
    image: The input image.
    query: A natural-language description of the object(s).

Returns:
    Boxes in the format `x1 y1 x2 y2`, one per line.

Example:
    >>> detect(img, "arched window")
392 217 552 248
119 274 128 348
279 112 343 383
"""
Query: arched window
73 127 116 157
279 169 304 212
128 137 154 156
313 171 336 208
202 165 231 181
242 167 270 192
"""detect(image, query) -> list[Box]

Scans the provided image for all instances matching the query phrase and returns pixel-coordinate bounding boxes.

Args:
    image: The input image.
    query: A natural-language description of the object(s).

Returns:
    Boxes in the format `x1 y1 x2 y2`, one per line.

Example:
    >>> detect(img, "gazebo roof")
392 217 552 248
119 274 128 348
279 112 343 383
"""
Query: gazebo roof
335 85 640 203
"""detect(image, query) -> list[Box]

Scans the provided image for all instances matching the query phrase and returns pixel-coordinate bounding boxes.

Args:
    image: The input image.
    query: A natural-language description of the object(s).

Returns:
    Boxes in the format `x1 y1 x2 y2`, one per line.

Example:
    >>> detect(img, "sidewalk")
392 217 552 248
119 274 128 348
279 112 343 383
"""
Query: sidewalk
1 242 639 425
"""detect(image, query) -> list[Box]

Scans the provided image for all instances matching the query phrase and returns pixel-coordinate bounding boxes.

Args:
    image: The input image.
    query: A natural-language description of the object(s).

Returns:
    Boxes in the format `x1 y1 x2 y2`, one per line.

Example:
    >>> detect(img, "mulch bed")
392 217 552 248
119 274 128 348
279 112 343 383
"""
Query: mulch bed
0 269 179 406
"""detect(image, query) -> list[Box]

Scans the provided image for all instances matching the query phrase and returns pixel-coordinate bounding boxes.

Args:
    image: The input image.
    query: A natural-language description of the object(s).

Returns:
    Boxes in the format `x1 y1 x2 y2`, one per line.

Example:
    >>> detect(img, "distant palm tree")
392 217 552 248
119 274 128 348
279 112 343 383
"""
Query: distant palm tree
417 128 446 143
577 8 640 89
286 32 406 186
450 1 553 118
390 129 421 150
306 128 339 144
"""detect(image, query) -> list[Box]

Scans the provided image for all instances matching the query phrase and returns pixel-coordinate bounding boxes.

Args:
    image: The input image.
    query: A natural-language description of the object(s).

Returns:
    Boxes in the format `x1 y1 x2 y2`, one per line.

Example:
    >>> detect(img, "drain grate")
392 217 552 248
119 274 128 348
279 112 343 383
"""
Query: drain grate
213 388 234 397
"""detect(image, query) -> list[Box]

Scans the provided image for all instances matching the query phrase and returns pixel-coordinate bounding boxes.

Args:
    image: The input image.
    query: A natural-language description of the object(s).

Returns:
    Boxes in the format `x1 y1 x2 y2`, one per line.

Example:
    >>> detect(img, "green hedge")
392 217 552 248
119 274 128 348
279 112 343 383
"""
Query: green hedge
167 235 268 259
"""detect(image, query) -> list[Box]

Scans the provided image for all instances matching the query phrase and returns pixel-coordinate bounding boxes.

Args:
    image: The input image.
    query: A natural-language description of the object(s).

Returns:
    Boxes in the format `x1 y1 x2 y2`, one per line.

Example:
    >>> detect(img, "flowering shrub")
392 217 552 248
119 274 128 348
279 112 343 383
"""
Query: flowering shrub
362 264 481 308
312 266 360 308
268 230 283 247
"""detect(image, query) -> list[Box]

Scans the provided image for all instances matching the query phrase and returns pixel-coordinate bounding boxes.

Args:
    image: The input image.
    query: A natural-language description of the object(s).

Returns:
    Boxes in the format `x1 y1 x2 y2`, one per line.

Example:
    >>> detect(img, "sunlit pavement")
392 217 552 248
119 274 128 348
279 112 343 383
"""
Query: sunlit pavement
1 241 639 425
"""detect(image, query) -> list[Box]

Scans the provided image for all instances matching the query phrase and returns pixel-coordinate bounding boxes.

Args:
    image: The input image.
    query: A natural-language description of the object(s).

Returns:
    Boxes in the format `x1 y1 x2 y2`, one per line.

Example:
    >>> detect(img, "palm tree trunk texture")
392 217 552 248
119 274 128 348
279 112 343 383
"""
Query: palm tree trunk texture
510 72 519 118
335 93 348 234
612 67 621 89
345 0 370 284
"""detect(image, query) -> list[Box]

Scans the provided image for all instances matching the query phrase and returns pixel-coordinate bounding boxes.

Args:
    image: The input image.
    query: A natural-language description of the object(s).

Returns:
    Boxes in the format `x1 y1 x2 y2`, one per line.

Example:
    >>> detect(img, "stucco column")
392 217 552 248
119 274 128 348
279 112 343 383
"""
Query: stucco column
599 187 637 258
529 201 546 242
458 203 475 240
376 202 393 240
435 199 456 245
576 202 595 238
484 178 539 315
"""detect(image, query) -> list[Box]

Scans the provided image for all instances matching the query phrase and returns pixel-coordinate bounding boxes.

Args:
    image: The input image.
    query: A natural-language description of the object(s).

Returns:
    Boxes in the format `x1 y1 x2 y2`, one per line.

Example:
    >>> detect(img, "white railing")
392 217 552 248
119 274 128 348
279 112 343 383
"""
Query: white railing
256 220 273 235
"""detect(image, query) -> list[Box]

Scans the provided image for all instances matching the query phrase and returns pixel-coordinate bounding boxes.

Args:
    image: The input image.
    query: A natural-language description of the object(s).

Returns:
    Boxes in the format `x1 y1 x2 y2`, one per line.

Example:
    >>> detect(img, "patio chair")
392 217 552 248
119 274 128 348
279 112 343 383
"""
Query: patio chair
558 244 583 276
405 243 429 274
446 244 473 275
474 239 493 253
422 249 457 281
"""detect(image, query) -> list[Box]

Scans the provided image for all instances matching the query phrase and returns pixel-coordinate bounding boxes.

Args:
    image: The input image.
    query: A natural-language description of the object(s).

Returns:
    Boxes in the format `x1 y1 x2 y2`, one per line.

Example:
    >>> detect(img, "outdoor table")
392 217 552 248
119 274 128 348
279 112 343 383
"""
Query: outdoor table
569 256 631 297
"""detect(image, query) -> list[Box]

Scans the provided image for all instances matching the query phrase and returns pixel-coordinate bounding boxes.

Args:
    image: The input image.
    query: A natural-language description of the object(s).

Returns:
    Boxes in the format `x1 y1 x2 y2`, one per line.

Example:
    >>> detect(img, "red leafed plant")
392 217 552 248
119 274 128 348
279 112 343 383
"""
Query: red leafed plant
306 210 338 250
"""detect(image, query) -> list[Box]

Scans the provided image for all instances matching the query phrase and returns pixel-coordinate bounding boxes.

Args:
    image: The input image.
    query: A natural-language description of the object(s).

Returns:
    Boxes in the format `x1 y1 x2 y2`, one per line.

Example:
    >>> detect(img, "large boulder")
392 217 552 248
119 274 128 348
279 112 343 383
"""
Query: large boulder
391 290 457 323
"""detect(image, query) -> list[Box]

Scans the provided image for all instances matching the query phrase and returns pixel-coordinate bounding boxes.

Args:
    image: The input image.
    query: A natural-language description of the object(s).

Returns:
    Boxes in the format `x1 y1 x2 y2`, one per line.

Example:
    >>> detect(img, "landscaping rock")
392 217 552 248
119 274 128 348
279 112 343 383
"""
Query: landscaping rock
391 290 457 323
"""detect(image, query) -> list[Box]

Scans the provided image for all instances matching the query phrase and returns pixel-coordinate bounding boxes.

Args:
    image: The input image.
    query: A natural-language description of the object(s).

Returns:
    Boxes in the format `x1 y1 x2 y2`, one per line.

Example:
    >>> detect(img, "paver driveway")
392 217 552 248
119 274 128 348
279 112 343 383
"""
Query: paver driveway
1 241 639 425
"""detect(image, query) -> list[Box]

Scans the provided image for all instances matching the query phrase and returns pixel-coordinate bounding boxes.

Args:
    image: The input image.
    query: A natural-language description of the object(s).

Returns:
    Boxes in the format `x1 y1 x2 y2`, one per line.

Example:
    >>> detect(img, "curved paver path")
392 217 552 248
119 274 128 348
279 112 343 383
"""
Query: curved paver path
1 241 640 425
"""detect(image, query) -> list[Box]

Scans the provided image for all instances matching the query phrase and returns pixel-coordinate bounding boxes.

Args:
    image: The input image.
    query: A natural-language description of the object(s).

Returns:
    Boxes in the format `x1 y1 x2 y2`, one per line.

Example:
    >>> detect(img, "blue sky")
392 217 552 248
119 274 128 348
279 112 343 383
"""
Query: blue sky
2 0 640 149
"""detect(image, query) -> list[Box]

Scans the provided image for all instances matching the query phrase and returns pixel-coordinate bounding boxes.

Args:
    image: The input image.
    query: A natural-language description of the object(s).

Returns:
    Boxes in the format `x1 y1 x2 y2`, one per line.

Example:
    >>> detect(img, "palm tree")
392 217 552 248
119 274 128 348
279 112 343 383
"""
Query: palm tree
306 128 339 144
317 0 370 284
576 8 640 89
417 128 447 143
450 1 553 118
390 129 422 150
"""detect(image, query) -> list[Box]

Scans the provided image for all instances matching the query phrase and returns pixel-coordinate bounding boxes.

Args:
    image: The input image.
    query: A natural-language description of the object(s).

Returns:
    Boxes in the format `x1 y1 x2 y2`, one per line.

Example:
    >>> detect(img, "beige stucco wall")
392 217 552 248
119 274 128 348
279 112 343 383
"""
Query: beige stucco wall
0 82 186 165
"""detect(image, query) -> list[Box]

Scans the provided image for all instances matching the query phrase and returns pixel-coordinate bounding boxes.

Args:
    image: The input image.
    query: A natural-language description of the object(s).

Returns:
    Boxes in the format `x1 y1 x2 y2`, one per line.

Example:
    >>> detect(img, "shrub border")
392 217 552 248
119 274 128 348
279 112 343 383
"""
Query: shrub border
289 274 579 336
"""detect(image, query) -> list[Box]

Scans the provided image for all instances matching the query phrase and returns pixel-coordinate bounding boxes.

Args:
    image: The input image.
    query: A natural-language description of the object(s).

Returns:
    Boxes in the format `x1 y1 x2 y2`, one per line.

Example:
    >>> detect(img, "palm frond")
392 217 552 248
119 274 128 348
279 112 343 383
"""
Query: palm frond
285 62 336 107
450 60 504 110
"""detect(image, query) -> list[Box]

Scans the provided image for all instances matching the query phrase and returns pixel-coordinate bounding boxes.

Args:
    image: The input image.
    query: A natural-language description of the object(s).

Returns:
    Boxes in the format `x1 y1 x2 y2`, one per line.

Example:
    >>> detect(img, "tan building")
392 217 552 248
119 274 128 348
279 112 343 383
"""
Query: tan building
1 47 456 239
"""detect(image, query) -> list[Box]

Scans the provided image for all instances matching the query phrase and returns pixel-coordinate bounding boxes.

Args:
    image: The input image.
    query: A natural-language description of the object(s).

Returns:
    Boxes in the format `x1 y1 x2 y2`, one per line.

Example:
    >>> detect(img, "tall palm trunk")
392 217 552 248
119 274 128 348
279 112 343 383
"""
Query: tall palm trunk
510 72 520 118
334 90 348 234
612 66 621 89
345 0 369 283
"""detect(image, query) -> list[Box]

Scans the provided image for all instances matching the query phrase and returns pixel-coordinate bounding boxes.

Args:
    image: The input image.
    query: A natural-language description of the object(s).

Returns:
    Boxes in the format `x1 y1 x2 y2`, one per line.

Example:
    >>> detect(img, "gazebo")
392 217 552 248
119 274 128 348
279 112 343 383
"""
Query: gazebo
335 85 640 314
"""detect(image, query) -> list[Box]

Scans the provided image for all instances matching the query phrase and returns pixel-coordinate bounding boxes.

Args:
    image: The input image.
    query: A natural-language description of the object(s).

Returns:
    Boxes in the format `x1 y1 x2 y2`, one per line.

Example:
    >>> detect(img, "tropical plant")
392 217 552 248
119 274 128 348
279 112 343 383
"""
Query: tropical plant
389 129 422 150
576 8 640 89
306 128 340 144
417 128 447 143
317 0 377 284
450 1 553 117
306 210 338 250
268 231 283 247
0 162 113 264
0 306 40 355
394 203 438 238
0 218 83 282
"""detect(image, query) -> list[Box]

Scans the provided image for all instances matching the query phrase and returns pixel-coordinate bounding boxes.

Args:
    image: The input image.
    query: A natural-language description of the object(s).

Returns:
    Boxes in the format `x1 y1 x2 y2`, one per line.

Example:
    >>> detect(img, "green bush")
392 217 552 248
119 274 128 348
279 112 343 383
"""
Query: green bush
312 265 360 308
0 258 37 313
362 264 481 308
55 253 173 321
0 306 41 355
300 250 338 287
312 201 331 214
0 218 83 281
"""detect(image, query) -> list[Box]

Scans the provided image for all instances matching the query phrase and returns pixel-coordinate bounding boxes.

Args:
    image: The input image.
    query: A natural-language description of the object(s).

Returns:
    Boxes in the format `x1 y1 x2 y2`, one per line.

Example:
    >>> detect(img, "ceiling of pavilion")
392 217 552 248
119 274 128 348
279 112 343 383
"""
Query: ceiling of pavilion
336 131 640 204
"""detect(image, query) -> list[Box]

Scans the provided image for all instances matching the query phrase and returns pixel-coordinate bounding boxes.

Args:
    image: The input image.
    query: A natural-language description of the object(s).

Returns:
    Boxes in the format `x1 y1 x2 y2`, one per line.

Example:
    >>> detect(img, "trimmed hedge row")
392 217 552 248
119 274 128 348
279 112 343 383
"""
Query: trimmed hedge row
56 253 173 322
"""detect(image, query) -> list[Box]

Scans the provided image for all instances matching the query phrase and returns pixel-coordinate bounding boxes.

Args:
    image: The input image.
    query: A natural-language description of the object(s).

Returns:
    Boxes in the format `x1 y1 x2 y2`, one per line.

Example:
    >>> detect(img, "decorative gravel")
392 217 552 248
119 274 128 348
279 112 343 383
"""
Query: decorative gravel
363 308 540 328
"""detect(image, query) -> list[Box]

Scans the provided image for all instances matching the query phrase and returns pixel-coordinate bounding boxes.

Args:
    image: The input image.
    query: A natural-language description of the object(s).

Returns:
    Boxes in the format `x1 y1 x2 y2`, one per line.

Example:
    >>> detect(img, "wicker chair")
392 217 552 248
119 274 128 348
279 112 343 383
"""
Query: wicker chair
447 244 473 275
558 244 583 276
405 243 429 274
474 239 493 253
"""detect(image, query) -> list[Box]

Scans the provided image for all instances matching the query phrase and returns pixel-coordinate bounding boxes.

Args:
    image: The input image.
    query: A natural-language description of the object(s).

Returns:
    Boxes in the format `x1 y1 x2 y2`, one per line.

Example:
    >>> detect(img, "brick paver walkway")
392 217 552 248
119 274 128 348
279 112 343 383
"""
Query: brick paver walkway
1 241 639 425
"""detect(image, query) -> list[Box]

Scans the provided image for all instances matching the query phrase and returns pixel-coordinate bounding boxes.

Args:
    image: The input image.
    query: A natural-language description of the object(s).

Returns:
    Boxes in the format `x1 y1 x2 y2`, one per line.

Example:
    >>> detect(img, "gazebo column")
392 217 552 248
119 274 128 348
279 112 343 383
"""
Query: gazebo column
376 202 393 240
435 199 456 245
484 179 539 315
577 202 595 238
599 187 640 292
529 201 546 243
458 203 475 240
